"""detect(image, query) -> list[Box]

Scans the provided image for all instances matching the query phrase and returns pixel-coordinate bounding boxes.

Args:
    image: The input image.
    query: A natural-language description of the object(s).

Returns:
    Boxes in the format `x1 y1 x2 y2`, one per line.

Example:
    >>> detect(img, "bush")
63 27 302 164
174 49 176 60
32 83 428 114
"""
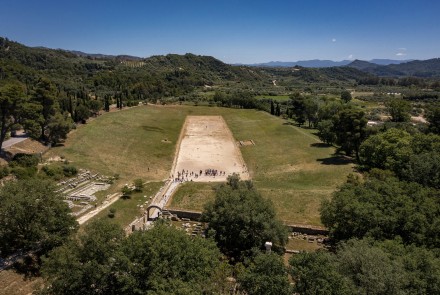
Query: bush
42 165 64 180
0 166 10 179
133 179 143 192
121 185 132 199
62 165 78 177
10 153 39 168
108 208 116 218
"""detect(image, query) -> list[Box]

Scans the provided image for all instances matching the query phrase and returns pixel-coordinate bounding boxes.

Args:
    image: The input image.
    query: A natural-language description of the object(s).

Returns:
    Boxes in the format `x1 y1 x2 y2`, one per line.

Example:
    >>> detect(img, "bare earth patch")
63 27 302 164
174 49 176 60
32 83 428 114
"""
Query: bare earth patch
4 138 49 157
172 116 249 182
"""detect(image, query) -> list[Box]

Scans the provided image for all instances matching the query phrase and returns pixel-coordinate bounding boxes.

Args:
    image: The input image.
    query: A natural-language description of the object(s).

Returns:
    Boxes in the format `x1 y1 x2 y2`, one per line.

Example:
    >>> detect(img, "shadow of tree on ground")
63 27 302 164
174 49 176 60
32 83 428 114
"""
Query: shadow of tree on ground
310 142 332 148
317 155 354 165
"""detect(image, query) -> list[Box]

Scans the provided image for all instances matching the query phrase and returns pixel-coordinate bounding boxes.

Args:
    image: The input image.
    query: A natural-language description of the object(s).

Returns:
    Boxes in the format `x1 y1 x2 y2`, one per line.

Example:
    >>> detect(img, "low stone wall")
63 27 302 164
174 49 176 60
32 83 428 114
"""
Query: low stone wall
166 208 202 221
287 224 329 236
165 208 329 235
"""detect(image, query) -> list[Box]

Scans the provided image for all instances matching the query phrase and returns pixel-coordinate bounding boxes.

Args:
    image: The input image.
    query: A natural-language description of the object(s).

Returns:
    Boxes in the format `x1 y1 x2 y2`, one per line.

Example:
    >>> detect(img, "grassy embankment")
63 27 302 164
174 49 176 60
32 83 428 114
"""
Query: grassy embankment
46 105 354 227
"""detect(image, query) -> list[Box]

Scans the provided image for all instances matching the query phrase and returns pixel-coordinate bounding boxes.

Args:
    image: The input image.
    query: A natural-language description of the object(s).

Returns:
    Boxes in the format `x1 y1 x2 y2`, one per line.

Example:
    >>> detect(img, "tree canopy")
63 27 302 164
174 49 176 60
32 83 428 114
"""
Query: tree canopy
360 129 440 188
40 220 228 295
332 108 368 160
201 174 288 262
386 98 411 122
290 239 440 295
321 172 440 247
238 252 291 295
0 178 78 257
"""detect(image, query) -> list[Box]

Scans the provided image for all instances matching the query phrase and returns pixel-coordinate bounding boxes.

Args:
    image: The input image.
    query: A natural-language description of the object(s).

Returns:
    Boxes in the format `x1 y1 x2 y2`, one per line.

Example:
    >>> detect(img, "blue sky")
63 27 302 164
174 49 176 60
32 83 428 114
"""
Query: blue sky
0 0 439 63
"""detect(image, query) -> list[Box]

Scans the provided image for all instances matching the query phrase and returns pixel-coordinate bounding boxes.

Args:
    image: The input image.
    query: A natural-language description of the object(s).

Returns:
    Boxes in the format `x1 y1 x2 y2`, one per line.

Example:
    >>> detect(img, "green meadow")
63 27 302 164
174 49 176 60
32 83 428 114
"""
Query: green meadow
46 105 353 226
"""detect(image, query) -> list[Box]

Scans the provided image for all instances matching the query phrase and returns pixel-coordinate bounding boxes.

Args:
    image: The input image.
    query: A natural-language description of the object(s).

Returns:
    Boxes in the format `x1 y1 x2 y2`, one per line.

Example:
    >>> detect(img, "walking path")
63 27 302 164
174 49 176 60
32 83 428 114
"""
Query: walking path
77 193 120 225
1 134 28 149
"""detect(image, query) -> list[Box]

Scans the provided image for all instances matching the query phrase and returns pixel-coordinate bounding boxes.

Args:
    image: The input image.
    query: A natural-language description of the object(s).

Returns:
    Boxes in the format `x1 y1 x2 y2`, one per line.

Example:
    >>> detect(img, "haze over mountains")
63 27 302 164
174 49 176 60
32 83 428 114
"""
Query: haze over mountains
65 47 440 77
64 48 414 69
244 59 413 68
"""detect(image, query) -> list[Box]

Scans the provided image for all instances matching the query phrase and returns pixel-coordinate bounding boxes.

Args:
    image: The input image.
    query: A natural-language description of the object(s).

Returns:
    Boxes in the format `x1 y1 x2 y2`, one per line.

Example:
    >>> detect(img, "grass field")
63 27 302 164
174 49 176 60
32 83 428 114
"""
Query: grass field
170 109 354 225
92 181 164 228
46 105 354 226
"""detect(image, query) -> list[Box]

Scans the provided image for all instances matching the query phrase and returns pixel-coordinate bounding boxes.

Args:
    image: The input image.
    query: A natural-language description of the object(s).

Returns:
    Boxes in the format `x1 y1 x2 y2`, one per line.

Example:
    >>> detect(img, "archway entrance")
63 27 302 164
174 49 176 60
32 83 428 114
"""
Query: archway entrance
146 205 162 221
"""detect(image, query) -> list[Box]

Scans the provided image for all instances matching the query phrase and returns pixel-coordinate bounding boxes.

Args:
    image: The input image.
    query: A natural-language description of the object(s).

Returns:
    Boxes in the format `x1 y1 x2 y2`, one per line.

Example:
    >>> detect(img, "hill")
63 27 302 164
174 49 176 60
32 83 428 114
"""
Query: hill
246 59 412 68
0 37 375 97
348 58 440 77
0 37 272 96
261 65 375 85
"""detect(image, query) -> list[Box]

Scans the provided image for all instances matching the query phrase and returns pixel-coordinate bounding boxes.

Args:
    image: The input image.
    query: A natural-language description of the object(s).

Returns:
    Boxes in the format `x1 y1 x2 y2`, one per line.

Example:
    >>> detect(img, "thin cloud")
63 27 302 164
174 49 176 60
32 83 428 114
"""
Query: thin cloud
331 38 336 42
348 54 354 60
396 47 407 57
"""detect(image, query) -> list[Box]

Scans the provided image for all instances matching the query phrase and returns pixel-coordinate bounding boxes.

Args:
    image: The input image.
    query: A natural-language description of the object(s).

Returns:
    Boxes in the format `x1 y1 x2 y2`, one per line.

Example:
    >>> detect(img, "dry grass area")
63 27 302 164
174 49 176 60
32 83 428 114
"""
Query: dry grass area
0 270 42 295
5 138 49 157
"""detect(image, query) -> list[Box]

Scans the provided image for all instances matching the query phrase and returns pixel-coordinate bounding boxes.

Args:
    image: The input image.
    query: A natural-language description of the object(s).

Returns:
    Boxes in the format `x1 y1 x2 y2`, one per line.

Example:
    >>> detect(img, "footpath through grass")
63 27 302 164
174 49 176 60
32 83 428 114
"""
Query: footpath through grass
47 105 353 226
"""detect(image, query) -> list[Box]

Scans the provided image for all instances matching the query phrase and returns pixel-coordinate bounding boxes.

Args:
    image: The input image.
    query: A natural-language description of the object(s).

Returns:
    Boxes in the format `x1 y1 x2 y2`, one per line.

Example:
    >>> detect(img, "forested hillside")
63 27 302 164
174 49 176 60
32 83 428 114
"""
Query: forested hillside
349 58 440 77
1 36 439 150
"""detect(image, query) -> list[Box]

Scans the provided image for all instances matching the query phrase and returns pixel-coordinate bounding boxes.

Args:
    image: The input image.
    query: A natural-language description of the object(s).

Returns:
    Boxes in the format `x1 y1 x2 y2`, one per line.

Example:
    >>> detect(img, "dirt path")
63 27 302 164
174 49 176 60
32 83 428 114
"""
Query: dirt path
171 116 249 182
76 193 120 225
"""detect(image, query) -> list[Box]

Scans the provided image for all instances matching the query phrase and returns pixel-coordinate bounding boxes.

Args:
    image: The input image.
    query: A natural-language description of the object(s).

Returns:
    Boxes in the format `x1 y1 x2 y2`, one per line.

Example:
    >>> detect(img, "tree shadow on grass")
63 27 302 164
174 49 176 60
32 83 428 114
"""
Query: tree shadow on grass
142 126 163 132
51 142 65 147
310 143 332 148
317 155 354 165
282 122 297 126
12 254 41 278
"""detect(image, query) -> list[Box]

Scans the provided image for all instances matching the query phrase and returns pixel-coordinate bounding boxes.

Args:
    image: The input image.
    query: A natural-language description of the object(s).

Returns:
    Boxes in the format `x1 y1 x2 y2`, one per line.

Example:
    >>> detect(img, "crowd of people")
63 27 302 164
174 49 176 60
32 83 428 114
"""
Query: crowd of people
173 168 228 182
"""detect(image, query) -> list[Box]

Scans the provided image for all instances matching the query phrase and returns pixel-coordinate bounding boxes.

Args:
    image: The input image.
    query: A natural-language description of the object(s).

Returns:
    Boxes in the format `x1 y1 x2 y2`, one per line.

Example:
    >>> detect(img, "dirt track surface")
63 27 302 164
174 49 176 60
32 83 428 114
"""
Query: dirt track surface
172 116 249 182
76 193 120 225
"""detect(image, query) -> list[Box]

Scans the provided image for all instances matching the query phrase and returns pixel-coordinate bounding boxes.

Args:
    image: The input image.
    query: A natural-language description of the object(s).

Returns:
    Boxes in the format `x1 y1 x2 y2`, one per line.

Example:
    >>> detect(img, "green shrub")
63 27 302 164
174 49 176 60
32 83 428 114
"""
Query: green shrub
11 166 38 179
133 179 143 192
0 166 10 179
62 165 78 177
42 165 64 180
108 208 116 218
10 153 39 168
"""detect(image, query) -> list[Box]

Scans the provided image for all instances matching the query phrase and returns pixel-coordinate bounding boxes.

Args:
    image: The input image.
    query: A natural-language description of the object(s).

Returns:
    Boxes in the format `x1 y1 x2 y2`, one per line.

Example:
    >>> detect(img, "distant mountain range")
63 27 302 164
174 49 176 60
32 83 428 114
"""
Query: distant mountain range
347 58 440 77
244 59 413 68
241 58 440 77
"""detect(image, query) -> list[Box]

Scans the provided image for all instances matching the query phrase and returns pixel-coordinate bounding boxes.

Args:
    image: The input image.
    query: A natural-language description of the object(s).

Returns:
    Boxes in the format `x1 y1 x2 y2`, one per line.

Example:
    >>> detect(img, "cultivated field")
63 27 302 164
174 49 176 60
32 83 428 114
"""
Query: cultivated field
46 105 354 226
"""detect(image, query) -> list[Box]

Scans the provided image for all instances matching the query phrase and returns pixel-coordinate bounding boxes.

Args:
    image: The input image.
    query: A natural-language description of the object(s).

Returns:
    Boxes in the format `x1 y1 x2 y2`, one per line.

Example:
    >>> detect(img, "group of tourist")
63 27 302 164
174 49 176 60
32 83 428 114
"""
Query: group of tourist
172 168 227 182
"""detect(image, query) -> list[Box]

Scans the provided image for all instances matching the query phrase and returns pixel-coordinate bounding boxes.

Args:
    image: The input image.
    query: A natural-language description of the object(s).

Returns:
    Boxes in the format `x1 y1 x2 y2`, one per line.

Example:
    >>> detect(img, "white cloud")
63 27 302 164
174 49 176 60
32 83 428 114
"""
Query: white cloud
348 54 354 60
396 47 407 57
332 38 336 42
